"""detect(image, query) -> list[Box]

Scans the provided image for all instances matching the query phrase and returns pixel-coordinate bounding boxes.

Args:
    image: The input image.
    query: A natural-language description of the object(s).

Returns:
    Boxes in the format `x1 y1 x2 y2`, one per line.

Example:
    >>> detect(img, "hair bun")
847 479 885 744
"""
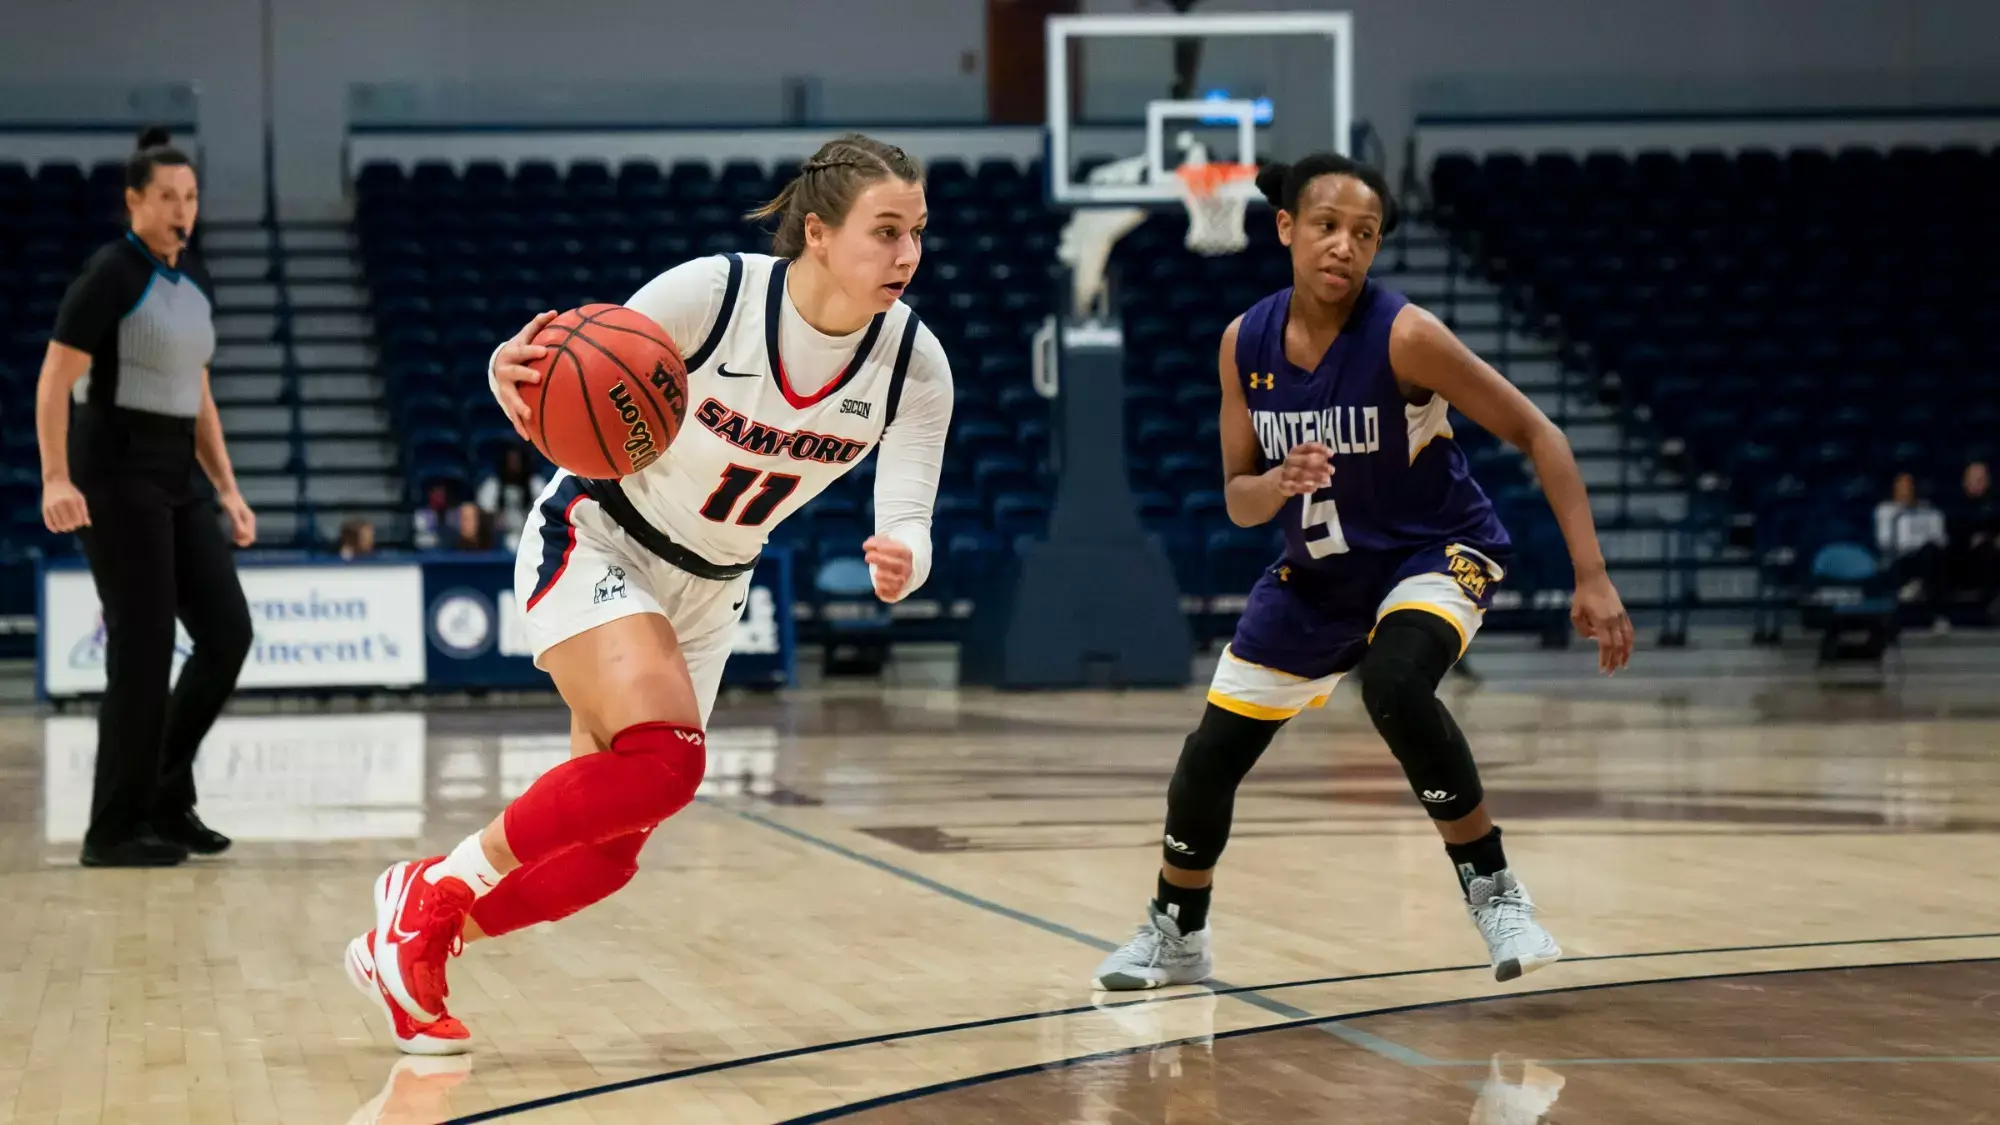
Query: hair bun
1253 162 1289 208
136 125 172 150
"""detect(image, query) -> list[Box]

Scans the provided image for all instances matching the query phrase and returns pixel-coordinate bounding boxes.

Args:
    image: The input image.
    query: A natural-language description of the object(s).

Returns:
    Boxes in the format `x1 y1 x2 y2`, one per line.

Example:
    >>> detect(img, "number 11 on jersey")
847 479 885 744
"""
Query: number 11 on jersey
701 464 800 526
1301 480 1349 557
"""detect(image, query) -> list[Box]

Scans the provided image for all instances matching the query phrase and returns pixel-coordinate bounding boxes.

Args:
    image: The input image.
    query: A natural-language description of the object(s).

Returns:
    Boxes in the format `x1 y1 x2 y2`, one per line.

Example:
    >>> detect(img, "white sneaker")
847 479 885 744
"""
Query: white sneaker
1091 902 1213 991
1467 870 1562 982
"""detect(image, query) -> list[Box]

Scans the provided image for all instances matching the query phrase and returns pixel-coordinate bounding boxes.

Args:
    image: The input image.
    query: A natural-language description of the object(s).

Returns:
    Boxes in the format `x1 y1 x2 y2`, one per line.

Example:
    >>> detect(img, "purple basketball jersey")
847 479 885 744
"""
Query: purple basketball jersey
1233 281 1510 567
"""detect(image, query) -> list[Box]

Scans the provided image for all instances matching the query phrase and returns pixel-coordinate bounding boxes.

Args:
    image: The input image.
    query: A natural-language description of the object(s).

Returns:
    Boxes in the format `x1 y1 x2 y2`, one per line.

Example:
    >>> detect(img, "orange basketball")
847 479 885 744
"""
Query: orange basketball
524 304 688 479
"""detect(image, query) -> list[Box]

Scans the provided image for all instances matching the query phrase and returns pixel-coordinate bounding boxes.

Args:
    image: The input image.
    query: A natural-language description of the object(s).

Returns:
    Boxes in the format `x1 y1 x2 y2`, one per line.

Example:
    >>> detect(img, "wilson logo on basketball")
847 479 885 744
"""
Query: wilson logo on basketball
606 381 662 471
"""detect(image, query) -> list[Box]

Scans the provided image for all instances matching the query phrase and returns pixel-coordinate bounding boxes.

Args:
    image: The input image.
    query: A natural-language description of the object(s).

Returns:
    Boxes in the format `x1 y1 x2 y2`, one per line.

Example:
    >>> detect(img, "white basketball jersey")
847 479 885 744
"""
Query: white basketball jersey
615 254 923 566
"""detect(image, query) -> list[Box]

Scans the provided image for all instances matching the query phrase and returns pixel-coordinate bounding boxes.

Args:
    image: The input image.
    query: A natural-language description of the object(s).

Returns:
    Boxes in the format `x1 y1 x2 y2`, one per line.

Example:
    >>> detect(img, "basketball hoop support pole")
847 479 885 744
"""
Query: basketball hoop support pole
960 313 1194 690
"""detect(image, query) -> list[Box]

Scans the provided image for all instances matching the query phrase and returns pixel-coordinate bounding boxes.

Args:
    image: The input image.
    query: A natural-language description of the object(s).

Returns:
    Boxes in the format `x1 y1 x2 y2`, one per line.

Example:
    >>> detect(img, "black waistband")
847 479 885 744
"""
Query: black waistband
74 404 198 437
578 477 759 580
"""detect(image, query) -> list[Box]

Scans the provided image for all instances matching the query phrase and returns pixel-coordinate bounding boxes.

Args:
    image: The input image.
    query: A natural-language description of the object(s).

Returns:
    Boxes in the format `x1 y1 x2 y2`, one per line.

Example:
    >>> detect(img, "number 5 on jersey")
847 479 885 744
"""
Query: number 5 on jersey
1302 479 1349 557
701 464 800 526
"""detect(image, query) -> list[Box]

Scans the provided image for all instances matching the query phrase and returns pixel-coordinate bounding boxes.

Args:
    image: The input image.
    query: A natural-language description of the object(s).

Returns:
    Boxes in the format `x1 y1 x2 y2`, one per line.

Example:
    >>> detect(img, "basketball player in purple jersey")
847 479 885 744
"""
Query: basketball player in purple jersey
1094 154 1634 990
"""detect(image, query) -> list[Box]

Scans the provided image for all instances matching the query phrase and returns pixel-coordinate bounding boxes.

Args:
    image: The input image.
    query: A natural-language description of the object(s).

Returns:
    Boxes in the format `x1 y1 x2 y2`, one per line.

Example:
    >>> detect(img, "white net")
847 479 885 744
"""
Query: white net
1175 161 1260 256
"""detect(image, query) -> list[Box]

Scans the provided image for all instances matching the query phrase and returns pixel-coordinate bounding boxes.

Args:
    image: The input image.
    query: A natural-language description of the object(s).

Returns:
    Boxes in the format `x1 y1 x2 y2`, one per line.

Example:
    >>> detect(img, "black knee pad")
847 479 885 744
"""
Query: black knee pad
1358 611 1484 821
1161 703 1284 871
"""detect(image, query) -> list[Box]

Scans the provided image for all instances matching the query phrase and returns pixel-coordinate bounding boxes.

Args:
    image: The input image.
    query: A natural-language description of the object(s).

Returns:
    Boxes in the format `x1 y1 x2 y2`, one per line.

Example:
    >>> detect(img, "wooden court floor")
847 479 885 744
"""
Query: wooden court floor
4 657 2000 1124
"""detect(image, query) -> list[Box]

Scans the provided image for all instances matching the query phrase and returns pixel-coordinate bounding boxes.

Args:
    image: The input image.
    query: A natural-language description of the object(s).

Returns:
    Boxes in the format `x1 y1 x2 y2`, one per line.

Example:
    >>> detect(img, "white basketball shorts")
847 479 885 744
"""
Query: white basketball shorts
514 474 754 725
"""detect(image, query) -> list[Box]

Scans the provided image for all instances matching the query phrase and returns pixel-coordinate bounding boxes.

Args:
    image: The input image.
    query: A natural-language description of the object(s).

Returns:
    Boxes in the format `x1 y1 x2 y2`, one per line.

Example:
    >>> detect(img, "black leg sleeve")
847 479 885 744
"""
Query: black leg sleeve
1356 610 1486 821
1161 704 1287 871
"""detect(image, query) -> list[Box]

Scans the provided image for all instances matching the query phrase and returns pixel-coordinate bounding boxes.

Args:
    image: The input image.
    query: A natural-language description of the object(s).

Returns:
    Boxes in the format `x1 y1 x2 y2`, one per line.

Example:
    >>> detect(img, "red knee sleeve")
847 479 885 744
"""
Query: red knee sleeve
469 830 648 938
502 722 706 865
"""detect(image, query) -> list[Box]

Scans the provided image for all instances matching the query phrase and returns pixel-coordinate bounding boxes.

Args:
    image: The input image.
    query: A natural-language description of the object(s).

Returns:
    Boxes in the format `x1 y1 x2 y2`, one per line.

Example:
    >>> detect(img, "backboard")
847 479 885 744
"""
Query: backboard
1044 11 1354 208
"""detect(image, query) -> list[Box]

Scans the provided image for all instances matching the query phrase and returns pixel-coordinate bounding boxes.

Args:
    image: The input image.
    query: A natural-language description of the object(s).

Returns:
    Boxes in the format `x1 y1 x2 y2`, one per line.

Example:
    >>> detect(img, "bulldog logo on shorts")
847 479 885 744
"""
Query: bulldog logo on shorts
593 566 628 605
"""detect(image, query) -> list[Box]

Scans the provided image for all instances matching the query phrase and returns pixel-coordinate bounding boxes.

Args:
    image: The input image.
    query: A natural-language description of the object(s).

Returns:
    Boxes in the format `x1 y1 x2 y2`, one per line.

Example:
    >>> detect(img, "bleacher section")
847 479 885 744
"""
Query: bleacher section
0 162 128 566
0 162 130 619
3 146 1699 639
1429 144 2000 623
352 152 1689 630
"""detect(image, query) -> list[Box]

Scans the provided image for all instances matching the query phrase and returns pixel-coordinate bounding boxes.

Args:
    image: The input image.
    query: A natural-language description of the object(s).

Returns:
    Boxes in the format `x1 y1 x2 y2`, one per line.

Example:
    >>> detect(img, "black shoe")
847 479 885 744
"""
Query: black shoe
80 834 188 867
152 809 232 856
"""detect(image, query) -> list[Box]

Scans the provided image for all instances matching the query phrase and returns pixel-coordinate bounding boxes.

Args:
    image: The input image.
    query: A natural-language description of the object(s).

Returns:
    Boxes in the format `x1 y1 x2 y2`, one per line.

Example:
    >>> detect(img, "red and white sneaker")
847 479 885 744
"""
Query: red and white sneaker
346 928 472 1056
371 858 474 1025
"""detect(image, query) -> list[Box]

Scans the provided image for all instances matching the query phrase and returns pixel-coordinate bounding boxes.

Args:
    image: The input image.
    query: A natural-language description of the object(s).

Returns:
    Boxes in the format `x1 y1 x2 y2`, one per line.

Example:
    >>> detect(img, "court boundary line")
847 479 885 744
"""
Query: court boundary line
713 804 1439 1063
434 797 2000 1122
772 955 2000 1123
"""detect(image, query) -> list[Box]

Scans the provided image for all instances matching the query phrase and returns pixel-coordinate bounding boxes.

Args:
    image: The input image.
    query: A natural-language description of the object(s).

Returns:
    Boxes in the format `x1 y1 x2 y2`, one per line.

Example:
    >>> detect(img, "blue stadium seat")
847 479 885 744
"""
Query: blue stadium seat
991 493 1049 539
1159 452 1214 495
1133 490 1177 531
972 453 1033 506
953 419 1012 460
464 427 521 470
932 490 986 540
1132 416 1182 462
398 395 457 433
1181 489 1227 531
943 530 997 599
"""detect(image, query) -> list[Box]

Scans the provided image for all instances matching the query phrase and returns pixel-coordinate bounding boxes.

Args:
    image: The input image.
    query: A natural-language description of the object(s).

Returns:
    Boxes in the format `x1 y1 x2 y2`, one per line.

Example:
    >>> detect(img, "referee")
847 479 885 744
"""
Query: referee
36 127 257 868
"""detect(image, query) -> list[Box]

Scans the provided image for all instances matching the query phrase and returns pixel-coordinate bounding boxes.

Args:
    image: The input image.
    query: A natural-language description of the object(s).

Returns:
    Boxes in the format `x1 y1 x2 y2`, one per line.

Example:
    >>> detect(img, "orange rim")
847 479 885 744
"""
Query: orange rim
1174 162 1258 197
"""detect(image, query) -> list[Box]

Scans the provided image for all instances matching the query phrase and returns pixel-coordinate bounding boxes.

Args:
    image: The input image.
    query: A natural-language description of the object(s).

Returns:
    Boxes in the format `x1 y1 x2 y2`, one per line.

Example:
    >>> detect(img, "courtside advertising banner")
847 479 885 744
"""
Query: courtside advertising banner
39 561 427 696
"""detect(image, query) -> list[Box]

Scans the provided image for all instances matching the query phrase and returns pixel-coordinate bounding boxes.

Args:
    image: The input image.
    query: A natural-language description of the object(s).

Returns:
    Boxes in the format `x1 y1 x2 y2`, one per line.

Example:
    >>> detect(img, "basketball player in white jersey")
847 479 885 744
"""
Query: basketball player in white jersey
343 135 952 1054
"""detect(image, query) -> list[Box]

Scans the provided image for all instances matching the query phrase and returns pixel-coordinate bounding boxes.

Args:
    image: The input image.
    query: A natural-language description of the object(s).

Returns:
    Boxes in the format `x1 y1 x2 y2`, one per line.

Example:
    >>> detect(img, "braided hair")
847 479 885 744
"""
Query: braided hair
746 133 925 257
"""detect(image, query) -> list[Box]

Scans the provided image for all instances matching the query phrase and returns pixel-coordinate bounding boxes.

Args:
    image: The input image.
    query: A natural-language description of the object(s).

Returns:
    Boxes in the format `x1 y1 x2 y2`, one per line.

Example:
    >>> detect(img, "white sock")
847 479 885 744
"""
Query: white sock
426 833 505 898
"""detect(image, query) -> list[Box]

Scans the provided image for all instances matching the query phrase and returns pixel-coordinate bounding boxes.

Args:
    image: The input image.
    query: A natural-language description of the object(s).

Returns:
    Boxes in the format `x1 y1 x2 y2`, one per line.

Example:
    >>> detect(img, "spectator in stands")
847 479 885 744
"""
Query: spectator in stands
337 518 376 561
475 444 546 551
412 481 452 550
36 126 253 868
1874 471 1947 622
447 501 492 551
1946 460 1998 616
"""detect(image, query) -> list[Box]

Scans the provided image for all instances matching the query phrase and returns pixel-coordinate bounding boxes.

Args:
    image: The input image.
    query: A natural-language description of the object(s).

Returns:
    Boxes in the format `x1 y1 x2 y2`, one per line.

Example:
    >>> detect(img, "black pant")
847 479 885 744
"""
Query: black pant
74 474 252 847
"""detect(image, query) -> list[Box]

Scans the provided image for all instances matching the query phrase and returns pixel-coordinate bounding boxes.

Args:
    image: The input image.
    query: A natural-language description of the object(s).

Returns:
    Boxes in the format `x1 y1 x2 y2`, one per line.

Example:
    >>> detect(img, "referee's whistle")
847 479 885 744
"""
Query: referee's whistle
171 226 190 244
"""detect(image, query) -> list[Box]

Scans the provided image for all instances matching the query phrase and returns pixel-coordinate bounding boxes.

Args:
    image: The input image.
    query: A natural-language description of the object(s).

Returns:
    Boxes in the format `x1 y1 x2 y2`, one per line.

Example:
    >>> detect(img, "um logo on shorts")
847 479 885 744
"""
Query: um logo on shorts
593 565 627 605
1421 789 1453 802
1164 834 1196 855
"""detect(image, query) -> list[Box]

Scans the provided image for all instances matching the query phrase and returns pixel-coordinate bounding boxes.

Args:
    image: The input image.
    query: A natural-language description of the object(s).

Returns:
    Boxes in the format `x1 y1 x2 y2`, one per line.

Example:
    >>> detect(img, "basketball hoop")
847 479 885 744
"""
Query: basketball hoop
1174 162 1260 256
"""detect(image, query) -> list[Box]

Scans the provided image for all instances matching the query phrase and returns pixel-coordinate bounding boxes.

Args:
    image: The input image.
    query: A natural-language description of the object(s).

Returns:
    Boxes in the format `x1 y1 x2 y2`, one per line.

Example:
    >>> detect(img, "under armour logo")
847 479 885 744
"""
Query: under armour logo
1163 834 1195 855
1248 372 1275 390
1421 790 1453 802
